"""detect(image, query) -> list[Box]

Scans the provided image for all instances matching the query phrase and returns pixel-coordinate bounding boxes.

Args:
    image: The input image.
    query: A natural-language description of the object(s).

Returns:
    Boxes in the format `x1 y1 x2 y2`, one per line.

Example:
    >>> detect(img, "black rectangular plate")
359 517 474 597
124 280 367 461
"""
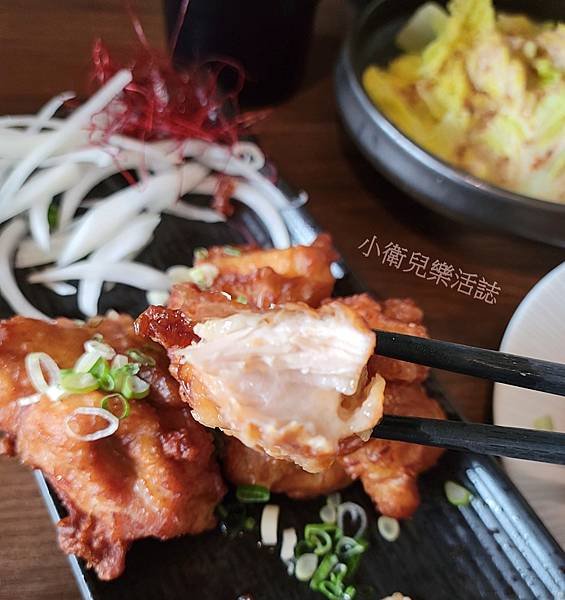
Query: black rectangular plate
4 184 564 600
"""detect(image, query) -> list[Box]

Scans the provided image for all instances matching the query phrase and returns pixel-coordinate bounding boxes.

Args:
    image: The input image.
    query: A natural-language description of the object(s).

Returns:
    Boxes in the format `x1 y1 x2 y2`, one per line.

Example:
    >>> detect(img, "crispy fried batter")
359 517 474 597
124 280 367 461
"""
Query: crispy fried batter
191 233 337 308
327 294 430 384
340 382 445 519
0 315 225 580
223 437 352 499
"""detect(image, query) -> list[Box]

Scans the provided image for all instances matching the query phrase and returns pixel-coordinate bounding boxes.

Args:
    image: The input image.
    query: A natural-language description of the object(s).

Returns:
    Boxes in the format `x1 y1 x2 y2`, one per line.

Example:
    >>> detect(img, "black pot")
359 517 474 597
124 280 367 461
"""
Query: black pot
336 0 565 247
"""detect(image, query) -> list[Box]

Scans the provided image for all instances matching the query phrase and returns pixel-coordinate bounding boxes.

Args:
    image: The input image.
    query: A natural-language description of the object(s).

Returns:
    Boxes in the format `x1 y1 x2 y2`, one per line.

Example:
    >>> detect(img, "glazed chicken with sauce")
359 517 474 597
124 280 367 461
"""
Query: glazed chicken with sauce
0 314 225 580
142 235 446 518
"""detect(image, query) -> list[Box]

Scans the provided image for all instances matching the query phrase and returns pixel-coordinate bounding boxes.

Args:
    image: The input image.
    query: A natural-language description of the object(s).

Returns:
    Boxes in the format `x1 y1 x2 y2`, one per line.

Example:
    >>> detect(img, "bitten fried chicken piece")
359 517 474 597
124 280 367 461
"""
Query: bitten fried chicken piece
187 233 337 308
136 302 385 473
0 315 225 580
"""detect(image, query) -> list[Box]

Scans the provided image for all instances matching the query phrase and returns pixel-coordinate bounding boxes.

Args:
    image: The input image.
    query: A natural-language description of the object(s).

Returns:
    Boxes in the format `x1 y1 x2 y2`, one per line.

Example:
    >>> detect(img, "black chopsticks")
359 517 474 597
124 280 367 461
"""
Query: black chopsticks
375 330 565 397
373 415 565 465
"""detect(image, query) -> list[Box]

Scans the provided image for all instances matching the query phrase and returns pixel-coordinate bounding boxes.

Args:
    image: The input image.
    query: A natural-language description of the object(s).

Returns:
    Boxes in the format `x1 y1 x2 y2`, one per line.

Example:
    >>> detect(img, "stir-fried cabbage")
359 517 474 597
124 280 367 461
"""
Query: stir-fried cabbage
363 0 565 203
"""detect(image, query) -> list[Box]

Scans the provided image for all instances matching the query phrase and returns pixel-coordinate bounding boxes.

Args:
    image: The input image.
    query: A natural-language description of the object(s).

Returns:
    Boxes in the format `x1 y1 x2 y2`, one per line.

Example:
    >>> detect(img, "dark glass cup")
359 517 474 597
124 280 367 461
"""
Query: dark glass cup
163 0 319 106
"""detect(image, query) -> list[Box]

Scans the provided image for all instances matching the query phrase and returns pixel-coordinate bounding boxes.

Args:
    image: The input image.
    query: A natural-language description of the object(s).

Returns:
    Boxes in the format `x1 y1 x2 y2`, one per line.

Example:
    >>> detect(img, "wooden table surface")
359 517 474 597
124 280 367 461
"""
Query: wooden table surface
0 1 562 599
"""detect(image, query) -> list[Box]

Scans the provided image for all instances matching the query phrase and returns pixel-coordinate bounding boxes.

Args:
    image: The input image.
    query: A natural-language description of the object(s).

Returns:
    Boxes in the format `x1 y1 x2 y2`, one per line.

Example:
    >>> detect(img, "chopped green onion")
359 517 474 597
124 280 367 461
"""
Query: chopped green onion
101 393 130 419
344 552 363 581
236 484 270 503
310 553 339 590
121 375 150 400
25 352 61 394
335 536 368 559
183 264 219 290
444 480 473 506
47 203 59 230
74 351 101 374
260 504 279 545
533 415 554 431
235 295 248 304
88 357 116 391
111 363 140 392
320 503 337 524
295 553 318 582
327 492 341 507
60 371 99 394
377 516 400 542
294 539 314 558
111 354 129 370
329 562 347 583
305 524 333 556
126 348 156 367
337 502 367 539
280 527 298 562
343 585 357 600
223 245 241 256
84 339 115 360
193 247 209 261
319 578 355 600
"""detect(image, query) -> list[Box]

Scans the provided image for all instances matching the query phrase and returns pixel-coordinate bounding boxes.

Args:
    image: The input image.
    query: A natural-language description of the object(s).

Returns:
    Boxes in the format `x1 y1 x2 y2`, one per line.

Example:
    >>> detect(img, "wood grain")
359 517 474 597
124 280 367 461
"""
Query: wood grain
0 0 563 598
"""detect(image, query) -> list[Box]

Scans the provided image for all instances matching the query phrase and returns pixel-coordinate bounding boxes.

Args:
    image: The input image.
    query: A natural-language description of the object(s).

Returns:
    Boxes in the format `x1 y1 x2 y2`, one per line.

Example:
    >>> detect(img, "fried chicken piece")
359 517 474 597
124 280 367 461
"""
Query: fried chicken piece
332 294 430 384
189 233 337 308
162 241 444 517
340 382 445 519
0 315 225 580
136 302 385 473
223 437 352 499
218 294 444 517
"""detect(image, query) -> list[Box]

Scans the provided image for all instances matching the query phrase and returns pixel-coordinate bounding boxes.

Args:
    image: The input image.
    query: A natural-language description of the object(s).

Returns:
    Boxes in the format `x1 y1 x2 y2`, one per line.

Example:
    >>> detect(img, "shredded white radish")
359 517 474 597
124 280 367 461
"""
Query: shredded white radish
0 219 48 319
0 82 295 320
28 195 52 252
0 115 64 130
57 167 188 266
58 161 138 230
194 176 290 248
0 69 132 207
77 213 160 316
193 143 290 210
261 504 280 546
163 202 225 223
0 162 83 223
65 406 120 442
15 229 73 268
146 162 210 213
43 281 77 296
0 129 71 160
27 91 75 134
29 260 171 291
280 527 298 562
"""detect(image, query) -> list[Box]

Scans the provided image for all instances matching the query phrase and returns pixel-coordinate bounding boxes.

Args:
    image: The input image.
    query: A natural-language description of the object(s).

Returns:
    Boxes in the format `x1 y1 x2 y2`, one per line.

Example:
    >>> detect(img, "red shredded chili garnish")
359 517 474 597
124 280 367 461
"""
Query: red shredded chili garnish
213 176 236 217
88 1 267 148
